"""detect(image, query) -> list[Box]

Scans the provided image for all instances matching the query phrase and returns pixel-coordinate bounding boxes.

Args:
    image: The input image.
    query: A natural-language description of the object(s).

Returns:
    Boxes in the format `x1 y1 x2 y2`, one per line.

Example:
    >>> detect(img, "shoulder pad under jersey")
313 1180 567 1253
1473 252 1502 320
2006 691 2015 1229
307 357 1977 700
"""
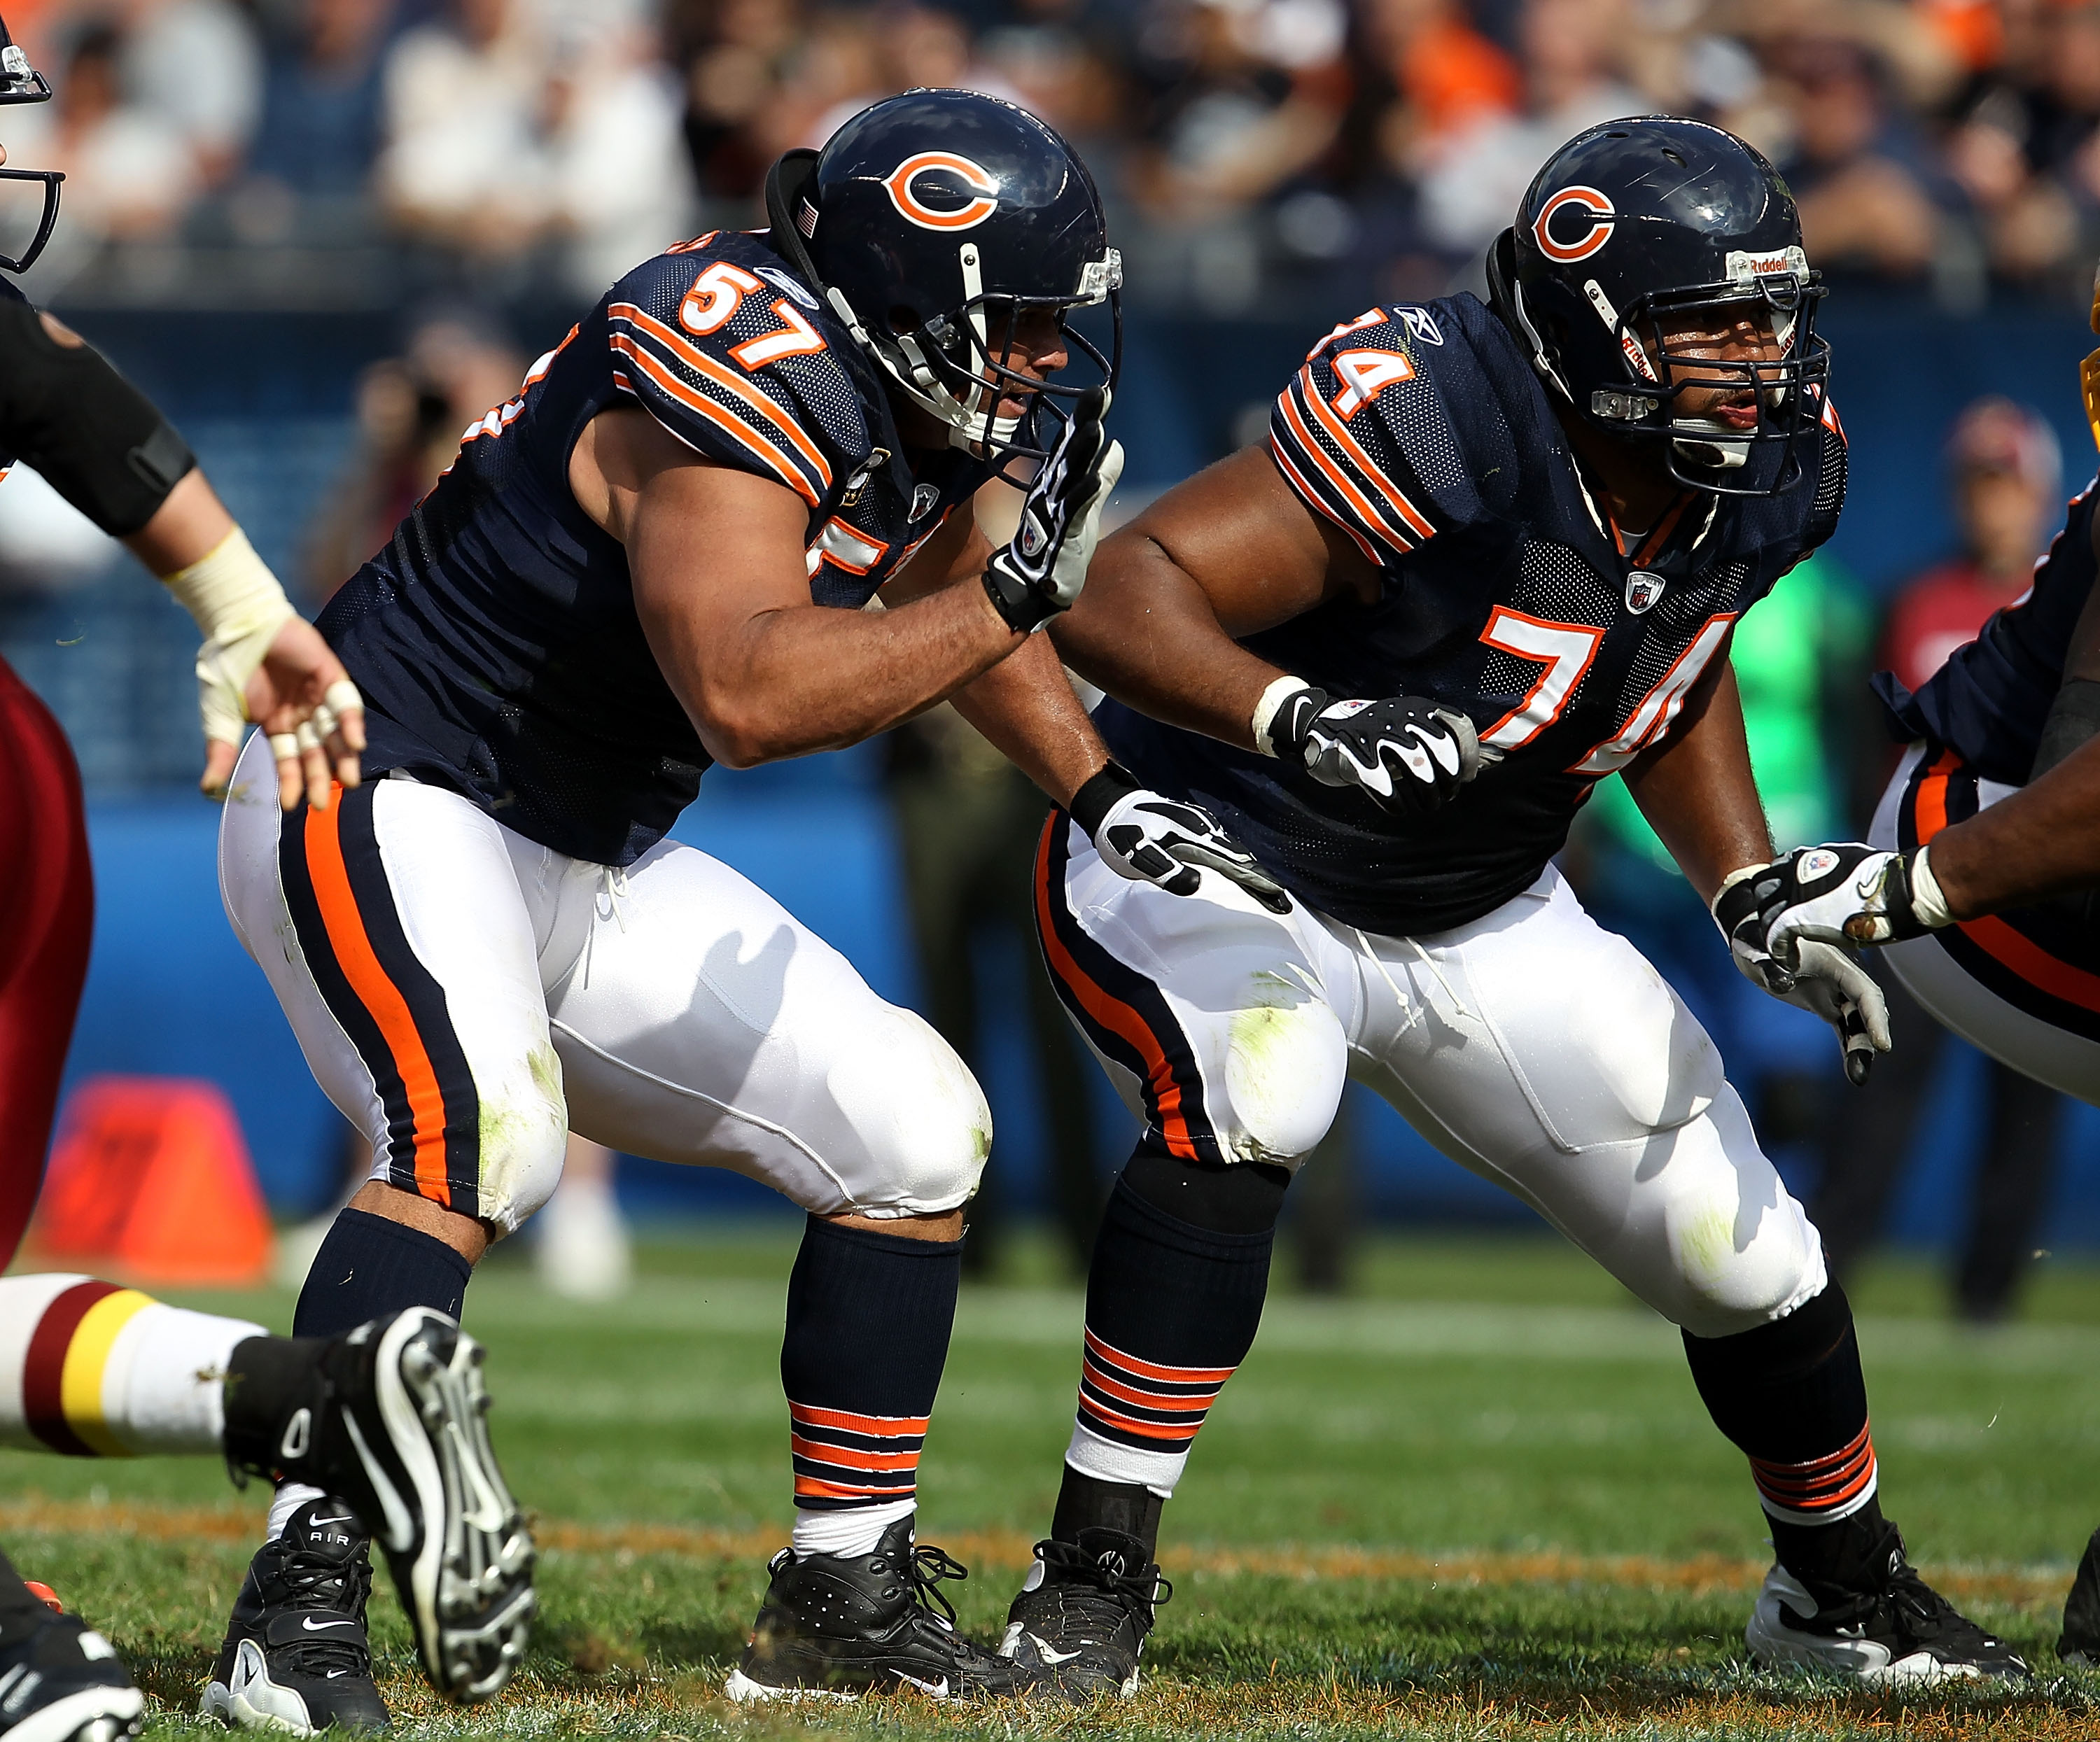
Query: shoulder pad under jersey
1268 299 1508 566
606 232 875 508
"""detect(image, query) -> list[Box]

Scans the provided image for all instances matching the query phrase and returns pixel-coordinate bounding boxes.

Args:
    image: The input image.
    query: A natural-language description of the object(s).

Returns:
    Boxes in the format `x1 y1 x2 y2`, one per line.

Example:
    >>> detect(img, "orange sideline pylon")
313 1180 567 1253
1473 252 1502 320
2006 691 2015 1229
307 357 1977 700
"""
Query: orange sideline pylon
24 1076 273 1286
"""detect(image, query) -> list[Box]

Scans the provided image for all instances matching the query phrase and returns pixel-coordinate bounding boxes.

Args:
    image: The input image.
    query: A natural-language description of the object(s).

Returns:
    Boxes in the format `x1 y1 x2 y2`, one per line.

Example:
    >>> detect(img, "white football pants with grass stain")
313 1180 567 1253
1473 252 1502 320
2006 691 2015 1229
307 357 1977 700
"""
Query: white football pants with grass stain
1037 816 1826 1340
218 731 990 1235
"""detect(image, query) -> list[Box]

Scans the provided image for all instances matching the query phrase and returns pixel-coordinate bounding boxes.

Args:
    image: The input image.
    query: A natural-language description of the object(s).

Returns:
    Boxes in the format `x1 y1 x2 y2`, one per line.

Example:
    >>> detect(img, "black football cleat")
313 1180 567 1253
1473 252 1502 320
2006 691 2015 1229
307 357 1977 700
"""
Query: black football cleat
999 1528 1170 1701
725 1518 1040 1702
2057 1524 2100 1665
1745 1522 2027 1684
202 1498 388 1735
0 1610 144 1742
223 1308 536 1706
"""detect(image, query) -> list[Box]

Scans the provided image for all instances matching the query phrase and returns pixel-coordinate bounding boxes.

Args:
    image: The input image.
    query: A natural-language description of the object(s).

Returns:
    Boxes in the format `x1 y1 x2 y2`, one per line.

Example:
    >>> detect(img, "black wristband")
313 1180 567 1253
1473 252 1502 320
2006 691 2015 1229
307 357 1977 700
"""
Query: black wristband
2031 677 2100 781
982 558 1056 635
1069 761 1141 836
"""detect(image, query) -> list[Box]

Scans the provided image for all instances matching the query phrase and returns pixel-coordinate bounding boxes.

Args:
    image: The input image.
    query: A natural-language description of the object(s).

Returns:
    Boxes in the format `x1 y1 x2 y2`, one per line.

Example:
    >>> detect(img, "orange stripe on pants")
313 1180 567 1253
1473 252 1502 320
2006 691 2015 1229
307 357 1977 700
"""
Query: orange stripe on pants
302 796 454 1206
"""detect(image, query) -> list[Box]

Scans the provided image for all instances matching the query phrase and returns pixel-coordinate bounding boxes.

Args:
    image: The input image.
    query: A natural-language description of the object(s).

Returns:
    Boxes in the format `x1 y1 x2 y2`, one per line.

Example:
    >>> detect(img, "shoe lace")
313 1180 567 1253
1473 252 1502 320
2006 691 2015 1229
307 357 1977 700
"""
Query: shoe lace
1033 1538 1174 1629
1884 1561 2003 1654
901 1544 969 1632
271 1545 374 1677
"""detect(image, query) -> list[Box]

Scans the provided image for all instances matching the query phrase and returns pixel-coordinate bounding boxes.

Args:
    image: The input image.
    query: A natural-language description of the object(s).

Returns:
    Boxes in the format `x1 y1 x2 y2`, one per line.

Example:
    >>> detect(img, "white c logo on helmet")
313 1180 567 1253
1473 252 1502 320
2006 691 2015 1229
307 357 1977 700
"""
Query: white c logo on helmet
1532 185 1616 263
883 153 1001 231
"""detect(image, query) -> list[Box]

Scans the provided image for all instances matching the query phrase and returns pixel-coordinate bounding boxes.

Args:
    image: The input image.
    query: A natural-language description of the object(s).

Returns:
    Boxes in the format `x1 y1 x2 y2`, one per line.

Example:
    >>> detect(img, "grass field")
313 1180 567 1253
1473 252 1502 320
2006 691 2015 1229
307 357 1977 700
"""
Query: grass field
8 1228 2100 1739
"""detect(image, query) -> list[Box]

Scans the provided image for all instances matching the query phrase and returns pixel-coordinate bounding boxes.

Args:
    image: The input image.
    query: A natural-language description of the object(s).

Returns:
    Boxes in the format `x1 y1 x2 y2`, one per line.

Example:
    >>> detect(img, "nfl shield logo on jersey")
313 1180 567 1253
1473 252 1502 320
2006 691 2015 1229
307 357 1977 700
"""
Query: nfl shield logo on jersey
1624 571 1665 614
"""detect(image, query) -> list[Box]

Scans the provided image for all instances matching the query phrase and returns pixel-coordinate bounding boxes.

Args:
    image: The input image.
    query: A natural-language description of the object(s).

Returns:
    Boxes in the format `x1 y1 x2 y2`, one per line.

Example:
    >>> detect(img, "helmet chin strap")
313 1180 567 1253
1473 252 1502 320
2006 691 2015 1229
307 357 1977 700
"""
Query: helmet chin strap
830 268 1021 458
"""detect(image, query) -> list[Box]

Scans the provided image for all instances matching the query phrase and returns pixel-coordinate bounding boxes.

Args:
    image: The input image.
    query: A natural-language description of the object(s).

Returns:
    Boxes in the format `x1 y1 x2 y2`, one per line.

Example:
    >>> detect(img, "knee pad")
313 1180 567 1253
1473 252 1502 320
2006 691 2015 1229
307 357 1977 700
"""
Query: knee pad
475 1041 570 1234
825 1005 991 1214
1216 975 1347 1166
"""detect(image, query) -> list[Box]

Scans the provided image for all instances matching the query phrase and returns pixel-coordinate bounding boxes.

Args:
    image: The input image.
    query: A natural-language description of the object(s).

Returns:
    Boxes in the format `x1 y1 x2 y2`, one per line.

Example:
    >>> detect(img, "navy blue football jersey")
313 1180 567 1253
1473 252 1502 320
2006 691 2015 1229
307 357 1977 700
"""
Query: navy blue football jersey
321 230 988 866
1874 477 2098 785
1098 293 1847 936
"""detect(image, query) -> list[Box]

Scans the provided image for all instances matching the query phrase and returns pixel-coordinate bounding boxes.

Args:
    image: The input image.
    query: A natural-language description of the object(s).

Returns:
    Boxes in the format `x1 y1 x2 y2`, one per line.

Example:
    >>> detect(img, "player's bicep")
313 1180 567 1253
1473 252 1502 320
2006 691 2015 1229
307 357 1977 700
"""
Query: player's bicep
1106 444 1359 637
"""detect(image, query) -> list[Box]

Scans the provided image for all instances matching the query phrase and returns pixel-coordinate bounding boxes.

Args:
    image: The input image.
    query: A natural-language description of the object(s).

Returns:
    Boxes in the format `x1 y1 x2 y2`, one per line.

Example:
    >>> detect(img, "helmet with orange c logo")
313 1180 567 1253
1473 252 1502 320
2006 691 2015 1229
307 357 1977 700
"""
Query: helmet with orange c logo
762 87 1119 471
1487 115 1827 497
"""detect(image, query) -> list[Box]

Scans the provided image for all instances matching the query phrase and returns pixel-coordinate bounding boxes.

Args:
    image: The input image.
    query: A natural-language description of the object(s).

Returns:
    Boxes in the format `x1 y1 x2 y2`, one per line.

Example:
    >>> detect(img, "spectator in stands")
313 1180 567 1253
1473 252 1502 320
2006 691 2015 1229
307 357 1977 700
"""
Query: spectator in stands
377 0 549 259
118 0 262 187
671 0 804 207
241 0 397 236
1810 397 2070 1322
1365 0 1520 179
1765 38 1959 286
1418 0 1643 258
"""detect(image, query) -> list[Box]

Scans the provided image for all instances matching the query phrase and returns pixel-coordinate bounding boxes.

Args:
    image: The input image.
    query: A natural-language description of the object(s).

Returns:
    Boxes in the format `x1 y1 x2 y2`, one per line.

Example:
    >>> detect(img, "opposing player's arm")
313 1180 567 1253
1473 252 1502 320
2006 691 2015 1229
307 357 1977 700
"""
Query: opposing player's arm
880 503 1108 807
575 406 1023 767
1050 444 1368 749
1618 652 1772 904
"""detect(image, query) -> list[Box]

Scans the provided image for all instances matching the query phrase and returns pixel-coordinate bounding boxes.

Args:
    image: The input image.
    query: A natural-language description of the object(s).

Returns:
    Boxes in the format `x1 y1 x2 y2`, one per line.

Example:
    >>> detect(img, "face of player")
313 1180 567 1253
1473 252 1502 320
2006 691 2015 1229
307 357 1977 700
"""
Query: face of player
1648 304 1786 429
978 302 1070 421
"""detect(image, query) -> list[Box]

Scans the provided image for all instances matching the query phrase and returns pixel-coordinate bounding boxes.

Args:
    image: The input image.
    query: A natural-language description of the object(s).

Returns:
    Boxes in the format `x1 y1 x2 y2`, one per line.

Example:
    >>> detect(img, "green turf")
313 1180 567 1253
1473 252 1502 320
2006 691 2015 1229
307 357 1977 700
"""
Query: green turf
8 1228 2100 1738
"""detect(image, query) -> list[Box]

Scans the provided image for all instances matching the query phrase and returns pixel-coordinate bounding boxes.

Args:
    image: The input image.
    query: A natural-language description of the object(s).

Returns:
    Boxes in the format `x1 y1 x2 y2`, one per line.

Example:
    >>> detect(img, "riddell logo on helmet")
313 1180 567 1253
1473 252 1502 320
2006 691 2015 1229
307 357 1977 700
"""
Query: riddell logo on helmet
1533 186 1616 262
883 153 1002 231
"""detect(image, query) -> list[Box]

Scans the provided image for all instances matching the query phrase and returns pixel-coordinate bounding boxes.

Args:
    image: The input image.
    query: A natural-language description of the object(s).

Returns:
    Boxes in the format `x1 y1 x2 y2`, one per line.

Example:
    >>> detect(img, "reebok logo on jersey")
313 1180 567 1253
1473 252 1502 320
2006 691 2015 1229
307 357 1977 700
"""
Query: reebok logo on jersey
755 265 820 311
1397 306 1443 346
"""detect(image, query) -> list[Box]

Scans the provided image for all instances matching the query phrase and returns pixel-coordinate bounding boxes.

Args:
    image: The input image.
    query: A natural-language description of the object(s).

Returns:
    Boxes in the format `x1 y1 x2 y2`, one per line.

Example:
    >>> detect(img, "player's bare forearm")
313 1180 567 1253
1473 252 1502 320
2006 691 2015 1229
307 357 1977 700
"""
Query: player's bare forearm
1051 445 1351 750
1622 659 1774 904
664 577 1022 767
120 468 234 575
948 631 1108 806
1925 734 2100 917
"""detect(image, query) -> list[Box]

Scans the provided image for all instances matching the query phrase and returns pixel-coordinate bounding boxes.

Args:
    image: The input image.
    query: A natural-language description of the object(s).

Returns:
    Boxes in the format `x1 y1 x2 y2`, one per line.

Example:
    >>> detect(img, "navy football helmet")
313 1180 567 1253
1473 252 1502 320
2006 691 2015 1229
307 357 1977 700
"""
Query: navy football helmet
1486 116 1827 497
764 88 1119 471
0 10 62 273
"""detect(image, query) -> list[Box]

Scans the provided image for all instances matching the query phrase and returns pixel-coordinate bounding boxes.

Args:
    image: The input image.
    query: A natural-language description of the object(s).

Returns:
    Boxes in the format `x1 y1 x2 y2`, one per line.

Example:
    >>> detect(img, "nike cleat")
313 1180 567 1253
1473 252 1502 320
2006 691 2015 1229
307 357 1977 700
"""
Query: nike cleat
999 1528 1170 1701
0 1610 144 1742
726 1518 1041 1702
227 1308 536 1705
1745 1523 2027 1684
202 1499 386 1735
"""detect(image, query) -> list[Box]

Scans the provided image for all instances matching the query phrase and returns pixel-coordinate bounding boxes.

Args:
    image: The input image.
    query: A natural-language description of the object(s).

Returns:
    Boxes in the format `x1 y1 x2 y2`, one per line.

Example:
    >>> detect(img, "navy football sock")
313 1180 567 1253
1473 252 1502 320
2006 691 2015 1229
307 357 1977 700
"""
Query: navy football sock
1682 1282 1884 1582
1057 1155 1284 1540
780 1214 960 1552
292 1207 473 1338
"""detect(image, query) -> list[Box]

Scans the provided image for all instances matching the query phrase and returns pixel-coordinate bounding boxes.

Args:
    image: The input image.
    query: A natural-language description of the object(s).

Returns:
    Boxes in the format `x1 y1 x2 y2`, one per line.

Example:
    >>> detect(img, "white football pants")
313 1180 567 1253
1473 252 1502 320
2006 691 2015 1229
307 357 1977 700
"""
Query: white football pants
1036 816 1826 1338
218 731 990 1232
1873 740 2100 1106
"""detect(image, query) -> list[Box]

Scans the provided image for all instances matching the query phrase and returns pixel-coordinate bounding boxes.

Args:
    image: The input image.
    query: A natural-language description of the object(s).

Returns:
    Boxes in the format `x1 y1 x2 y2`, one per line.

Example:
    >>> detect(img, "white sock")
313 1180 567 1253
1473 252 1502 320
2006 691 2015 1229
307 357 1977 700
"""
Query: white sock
0 1275 261 1456
792 1498 916 1560
268 1481 328 1542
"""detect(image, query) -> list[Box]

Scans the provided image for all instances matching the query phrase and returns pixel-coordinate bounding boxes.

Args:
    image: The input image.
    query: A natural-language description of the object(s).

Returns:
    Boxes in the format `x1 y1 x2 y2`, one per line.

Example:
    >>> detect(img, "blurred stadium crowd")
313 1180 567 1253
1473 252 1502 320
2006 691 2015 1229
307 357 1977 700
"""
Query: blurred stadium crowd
6 0 2100 314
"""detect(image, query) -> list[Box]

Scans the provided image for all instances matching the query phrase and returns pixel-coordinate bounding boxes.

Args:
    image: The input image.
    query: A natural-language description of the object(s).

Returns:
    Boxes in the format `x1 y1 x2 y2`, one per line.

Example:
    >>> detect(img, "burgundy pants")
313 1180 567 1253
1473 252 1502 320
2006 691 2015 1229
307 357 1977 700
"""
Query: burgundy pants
0 656 91 1267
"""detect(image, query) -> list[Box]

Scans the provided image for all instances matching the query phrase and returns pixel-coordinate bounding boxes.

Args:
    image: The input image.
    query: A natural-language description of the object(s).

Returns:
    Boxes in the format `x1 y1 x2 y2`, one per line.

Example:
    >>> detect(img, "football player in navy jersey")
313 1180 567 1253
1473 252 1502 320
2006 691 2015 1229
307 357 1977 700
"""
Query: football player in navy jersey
1738 318 2100 1669
211 87 1285 1718
991 116 2022 1697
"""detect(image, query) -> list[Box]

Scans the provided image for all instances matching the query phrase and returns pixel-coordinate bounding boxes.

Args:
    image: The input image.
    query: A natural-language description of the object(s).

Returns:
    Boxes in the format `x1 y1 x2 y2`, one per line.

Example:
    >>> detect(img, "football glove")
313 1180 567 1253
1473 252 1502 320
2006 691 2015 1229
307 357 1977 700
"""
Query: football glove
1264 683 1483 815
1713 858 1895 1086
1070 762 1290 913
982 387 1124 634
1749 842 1954 957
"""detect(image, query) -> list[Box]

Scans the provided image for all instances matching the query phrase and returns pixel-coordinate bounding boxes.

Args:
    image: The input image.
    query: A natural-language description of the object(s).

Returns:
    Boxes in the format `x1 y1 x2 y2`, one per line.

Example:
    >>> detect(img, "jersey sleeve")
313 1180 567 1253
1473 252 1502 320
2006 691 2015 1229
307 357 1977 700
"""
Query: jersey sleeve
605 255 839 509
1268 311 1451 565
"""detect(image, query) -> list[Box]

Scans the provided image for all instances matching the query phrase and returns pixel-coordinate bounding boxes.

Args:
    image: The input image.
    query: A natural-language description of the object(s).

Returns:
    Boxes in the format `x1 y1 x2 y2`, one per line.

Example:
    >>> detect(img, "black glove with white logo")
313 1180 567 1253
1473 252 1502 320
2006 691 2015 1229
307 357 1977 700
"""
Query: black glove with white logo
1070 762 1290 913
1266 684 1483 815
983 388 1124 634
1712 854 1898 1086
1746 842 1950 957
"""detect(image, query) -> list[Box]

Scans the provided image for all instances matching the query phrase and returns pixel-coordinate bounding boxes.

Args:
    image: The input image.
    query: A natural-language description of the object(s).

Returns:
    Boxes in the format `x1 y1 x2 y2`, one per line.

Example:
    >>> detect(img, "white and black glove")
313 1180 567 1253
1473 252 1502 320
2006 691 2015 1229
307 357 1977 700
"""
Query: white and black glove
1712 857 1896 1086
982 387 1124 634
1746 841 1953 955
1260 681 1483 815
1070 762 1290 913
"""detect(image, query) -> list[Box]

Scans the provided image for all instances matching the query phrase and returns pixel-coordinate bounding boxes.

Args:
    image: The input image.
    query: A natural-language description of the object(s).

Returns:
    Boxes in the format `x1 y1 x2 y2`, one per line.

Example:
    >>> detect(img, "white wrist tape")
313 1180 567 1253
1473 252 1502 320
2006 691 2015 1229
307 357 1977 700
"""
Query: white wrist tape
1710 859 1770 918
1909 845 1953 929
1251 676 1314 758
162 528 296 719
